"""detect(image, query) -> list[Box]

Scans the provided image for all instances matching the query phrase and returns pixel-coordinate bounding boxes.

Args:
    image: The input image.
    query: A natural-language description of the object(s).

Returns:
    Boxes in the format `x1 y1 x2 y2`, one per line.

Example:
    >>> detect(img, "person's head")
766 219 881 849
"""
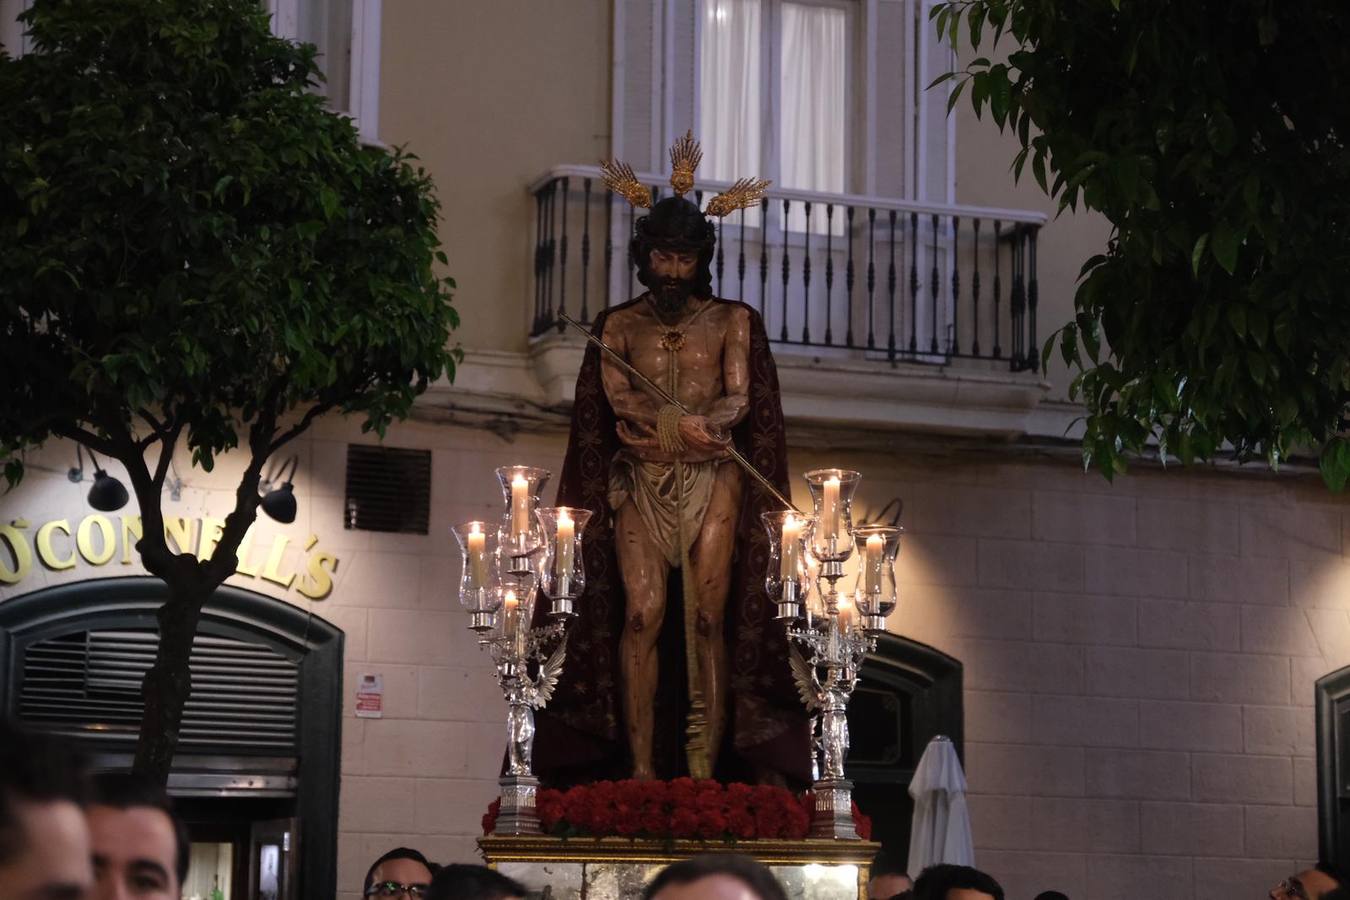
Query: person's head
426 864 526 900
0 719 93 900
1270 862 1350 900
88 772 189 900
1032 893 1069 900
631 196 716 314
868 849 913 900
912 864 1004 900
364 848 434 899
643 853 787 900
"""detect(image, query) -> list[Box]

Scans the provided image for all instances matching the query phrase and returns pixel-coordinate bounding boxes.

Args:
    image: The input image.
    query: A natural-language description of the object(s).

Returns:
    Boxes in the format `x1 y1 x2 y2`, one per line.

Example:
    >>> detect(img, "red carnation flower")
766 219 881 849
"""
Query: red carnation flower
697 809 728 839
670 807 700 839
481 797 501 836
727 808 757 840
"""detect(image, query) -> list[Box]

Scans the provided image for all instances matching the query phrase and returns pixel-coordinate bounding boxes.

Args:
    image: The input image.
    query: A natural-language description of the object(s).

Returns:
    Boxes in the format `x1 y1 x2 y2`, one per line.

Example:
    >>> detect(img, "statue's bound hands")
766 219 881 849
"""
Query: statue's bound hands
678 415 729 452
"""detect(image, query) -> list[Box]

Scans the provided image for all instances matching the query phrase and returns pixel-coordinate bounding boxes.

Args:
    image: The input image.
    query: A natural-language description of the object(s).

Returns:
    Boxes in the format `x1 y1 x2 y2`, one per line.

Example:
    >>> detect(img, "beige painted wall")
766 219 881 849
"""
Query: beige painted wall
379 0 612 355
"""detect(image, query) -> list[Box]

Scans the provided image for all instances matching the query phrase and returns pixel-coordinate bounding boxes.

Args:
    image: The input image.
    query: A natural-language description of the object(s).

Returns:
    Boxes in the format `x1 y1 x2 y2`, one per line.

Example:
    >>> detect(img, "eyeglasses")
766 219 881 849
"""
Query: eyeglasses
366 882 430 899
1275 878 1310 900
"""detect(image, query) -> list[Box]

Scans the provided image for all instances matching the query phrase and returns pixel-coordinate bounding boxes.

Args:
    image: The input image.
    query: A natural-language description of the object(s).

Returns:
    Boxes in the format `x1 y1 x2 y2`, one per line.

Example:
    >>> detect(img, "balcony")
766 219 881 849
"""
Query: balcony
416 167 1060 441
519 165 1053 438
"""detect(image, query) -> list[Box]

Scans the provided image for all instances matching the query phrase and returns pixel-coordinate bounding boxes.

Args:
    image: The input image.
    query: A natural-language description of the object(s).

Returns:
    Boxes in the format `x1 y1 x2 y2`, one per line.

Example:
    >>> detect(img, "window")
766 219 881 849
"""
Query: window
267 0 382 144
699 0 850 231
0 0 379 144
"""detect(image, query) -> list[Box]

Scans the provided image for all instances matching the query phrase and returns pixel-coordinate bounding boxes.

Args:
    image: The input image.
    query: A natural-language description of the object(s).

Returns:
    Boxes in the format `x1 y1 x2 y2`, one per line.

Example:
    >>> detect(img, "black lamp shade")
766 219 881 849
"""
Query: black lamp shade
261 482 297 524
88 469 129 512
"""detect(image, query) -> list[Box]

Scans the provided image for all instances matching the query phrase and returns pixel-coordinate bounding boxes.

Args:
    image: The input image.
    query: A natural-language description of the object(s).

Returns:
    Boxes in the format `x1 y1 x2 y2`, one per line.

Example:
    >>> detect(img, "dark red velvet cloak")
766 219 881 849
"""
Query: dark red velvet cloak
533 297 811 787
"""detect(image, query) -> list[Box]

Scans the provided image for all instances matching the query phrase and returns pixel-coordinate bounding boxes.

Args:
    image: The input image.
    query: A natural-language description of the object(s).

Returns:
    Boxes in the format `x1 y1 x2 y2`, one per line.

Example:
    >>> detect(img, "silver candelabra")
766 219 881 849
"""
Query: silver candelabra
766 469 901 840
453 466 593 835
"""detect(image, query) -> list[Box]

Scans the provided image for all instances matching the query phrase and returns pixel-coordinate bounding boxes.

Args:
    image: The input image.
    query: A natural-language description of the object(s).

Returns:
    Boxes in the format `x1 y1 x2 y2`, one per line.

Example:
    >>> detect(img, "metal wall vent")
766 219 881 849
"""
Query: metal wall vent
18 629 298 754
344 444 432 534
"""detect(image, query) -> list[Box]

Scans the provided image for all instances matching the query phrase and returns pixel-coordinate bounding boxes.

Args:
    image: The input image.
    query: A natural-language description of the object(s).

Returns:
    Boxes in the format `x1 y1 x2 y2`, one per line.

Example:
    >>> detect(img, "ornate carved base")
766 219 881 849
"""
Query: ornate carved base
809 779 860 840
479 835 879 900
494 774 541 835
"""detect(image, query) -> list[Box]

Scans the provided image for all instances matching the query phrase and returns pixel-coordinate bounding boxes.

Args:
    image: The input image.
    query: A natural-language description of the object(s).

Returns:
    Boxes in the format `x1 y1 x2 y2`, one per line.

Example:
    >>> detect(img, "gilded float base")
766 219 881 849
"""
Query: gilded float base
479 835 879 899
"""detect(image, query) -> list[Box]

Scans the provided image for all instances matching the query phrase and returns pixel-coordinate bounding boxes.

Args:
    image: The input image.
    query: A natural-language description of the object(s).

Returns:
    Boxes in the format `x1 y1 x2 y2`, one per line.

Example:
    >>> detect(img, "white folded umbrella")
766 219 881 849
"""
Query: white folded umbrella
906 735 975 881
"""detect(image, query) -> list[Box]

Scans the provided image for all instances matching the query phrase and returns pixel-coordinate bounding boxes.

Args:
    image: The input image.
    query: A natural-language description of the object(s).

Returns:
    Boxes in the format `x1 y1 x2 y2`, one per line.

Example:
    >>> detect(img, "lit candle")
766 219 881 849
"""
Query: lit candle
467 522 488 590
780 516 801 580
556 508 575 578
822 476 841 546
864 533 884 595
510 473 530 540
836 593 855 632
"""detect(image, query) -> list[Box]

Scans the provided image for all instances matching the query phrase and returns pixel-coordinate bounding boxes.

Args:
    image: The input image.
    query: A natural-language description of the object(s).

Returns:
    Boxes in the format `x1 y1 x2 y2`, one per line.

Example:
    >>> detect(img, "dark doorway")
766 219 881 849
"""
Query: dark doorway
846 634 962 857
1318 663 1350 864
0 576 343 898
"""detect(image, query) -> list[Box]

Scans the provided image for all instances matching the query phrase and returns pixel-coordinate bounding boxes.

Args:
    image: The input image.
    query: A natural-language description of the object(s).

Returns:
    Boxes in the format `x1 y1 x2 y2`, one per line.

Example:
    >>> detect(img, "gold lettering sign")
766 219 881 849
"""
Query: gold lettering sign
7 514 340 600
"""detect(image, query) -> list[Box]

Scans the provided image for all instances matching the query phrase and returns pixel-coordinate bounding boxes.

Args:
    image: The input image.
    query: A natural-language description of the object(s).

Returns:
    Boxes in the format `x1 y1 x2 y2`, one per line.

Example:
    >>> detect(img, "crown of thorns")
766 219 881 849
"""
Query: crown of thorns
600 130 771 218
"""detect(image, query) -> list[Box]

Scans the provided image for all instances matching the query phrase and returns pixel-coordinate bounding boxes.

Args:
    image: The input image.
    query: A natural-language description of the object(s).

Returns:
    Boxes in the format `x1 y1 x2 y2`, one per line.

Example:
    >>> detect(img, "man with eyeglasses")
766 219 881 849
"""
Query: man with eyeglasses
363 847 435 899
1270 863 1350 900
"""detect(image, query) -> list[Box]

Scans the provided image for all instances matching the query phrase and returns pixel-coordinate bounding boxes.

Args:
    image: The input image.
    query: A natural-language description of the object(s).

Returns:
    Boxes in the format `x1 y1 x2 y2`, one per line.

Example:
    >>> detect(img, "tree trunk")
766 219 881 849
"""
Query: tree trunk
132 575 210 785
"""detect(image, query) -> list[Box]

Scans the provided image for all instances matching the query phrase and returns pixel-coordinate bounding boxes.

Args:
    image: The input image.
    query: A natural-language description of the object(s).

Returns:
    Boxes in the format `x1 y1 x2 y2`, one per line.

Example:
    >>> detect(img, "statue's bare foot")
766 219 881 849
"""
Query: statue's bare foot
632 762 656 781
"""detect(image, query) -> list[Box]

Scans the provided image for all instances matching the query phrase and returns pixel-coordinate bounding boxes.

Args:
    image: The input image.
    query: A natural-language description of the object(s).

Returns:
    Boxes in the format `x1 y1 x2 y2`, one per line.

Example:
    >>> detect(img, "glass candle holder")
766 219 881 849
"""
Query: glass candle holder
803 469 862 570
494 572 538 666
536 506 593 617
762 510 814 620
496 465 551 572
851 524 902 631
452 520 503 632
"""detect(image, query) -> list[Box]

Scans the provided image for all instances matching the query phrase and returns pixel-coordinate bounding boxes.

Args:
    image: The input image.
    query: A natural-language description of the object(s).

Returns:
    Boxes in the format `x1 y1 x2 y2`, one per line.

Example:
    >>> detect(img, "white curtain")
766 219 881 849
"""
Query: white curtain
700 0 763 187
780 1 845 232
299 0 353 112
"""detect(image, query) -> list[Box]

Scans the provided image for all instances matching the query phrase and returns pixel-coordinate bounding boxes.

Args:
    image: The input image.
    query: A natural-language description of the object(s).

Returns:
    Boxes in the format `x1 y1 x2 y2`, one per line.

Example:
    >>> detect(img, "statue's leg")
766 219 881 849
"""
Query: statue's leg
689 462 744 774
615 497 670 780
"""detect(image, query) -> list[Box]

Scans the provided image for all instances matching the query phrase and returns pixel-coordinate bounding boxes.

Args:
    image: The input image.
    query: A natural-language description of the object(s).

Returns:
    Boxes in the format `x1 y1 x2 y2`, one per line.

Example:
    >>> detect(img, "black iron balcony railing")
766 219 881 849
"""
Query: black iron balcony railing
530 165 1046 372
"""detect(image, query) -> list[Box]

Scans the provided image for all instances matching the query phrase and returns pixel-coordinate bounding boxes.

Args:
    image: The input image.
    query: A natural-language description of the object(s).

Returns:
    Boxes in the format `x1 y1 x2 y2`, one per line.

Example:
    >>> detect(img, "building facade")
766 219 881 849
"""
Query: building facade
1 2 1344 899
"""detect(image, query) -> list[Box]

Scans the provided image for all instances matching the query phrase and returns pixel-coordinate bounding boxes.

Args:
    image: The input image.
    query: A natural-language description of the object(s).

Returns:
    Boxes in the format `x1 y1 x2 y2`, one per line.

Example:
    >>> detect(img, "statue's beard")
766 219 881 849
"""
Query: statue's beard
653 277 696 317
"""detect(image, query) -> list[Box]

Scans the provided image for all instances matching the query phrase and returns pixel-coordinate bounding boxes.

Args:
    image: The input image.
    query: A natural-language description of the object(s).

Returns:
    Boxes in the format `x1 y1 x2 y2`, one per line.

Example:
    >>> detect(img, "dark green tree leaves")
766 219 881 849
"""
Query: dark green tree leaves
934 0 1350 488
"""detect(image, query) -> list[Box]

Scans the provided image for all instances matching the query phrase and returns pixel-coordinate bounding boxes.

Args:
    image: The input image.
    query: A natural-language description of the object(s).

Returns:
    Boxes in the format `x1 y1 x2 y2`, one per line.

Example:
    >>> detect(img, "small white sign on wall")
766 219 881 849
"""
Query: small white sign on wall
355 672 384 718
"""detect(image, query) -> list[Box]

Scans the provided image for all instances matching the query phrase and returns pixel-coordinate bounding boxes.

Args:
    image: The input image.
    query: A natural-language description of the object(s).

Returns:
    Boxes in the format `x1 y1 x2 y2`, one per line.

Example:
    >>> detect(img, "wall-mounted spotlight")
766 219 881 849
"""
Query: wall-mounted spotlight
259 456 299 523
68 446 129 512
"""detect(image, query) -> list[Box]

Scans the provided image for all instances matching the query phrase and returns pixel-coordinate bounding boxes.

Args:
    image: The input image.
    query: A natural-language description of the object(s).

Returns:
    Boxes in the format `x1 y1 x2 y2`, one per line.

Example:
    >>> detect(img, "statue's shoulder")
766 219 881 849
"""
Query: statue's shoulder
708 297 759 330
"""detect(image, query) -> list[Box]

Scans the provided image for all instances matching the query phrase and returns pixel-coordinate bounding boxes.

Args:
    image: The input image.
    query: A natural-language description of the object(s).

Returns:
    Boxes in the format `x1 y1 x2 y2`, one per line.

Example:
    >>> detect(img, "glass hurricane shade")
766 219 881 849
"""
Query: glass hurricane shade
851 524 901 619
803 468 862 562
761 510 814 619
495 466 551 559
535 507 592 614
452 521 504 629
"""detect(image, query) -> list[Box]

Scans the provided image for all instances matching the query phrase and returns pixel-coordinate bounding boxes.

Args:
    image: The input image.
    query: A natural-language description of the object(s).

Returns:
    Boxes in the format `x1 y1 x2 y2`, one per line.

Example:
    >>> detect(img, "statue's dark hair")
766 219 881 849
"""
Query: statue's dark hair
630 196 716 298
643 853 787 900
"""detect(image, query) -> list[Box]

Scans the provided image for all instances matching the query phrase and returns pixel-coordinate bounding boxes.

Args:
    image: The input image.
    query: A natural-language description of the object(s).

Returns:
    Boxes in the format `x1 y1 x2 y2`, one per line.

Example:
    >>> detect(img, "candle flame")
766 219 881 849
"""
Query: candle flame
558 508 573 527
470 521 481 536
512 474 528 488
504 590 518 607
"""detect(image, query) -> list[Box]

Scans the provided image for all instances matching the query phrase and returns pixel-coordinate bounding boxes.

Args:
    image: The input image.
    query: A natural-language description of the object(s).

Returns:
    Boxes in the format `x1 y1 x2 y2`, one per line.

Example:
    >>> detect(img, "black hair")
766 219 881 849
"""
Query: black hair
426 863 527 900
630 196 717 299
364 847 435 894
1033 893 1070 900
0 719 89 865
643 853 787 900
913 864 1005 900
90 771 191 886
870 848 910 879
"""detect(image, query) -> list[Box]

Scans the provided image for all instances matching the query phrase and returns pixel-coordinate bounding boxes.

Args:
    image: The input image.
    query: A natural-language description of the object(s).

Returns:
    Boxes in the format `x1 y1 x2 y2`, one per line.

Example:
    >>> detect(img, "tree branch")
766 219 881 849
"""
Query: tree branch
270 399 337 453
137 407 166 434
151 420 185 491
52 423 122 459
